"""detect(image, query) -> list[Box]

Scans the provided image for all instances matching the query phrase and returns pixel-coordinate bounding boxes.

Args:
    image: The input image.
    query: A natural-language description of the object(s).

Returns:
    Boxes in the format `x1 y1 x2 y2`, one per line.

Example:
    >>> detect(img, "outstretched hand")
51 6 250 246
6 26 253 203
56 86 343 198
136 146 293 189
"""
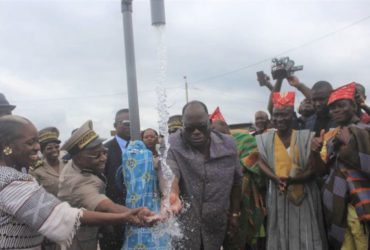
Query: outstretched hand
126 207 161 227
169 192 182 214
161 192 182 218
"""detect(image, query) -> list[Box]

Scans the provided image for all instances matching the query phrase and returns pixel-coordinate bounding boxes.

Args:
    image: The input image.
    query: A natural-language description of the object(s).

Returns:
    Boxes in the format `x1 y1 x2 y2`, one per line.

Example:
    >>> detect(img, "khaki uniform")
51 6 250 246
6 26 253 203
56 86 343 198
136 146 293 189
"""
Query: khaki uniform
58 161 107 250
29 158 65 197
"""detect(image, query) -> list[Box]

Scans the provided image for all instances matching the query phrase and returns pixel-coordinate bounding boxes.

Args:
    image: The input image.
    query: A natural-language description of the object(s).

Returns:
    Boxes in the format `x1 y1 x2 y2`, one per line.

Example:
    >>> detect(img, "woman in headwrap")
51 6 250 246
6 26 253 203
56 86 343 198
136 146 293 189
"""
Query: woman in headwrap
0 115 158 250
116 138 170 250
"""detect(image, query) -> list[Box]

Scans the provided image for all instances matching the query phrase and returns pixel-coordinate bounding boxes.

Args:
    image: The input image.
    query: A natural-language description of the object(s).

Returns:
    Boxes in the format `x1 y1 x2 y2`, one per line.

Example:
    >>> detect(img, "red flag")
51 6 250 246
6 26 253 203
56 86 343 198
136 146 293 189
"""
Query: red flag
210 107 226 122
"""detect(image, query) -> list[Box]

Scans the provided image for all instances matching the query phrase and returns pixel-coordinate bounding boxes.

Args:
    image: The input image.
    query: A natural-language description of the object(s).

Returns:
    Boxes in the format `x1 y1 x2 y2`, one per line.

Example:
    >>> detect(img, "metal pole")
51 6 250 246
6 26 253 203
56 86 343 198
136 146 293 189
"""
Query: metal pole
121 0 141 140
184 76 189 103
150 0 166 26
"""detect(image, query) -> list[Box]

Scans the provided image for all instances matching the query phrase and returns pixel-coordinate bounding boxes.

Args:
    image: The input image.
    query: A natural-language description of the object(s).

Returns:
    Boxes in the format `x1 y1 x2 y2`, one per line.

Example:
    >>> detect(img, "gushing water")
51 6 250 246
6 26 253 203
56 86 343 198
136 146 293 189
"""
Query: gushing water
155 26 172 190
153 25 182 247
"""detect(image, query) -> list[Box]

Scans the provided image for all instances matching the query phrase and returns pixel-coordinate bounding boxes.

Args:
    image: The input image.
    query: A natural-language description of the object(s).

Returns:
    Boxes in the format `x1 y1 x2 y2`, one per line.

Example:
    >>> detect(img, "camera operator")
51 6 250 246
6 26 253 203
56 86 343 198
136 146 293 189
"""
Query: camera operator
304 81 337 136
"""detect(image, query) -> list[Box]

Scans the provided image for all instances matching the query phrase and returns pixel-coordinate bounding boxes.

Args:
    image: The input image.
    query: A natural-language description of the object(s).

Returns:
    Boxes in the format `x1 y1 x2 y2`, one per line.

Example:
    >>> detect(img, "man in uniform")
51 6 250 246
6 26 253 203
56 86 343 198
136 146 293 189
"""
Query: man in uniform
168 114 183 134
58 120 156 250
30 127 65 197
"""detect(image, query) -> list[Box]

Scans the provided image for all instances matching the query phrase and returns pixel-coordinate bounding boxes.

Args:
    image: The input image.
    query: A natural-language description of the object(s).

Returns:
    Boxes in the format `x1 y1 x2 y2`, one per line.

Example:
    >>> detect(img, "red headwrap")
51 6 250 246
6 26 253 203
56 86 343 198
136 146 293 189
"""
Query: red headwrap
272 92 295 108
209 106 226 122
327 82 356 105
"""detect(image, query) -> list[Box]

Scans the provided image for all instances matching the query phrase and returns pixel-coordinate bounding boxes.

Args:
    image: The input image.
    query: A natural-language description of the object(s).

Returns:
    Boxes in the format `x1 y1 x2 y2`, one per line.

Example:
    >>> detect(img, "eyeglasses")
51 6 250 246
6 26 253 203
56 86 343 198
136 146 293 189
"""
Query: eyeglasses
184 124 209 134
83 150 108 160
116 120 130 126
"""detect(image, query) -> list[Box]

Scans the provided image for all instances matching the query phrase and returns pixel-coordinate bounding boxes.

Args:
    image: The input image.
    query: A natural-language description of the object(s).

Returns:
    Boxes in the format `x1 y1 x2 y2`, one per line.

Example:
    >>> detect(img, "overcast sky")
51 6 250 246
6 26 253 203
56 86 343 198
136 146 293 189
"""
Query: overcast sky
1 0 370 141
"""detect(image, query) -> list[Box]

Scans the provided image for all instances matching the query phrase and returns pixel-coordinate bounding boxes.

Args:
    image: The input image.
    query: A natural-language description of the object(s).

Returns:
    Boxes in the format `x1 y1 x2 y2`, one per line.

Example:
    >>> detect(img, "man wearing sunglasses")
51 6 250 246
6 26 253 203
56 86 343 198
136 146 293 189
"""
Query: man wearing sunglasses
160 100 242 250
58 120 157 250
101 108 131 250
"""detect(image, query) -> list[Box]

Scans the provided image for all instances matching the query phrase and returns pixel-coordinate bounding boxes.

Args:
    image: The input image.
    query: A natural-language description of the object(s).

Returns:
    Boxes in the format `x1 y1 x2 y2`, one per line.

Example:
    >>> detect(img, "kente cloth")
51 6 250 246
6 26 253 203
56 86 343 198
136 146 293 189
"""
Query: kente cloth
272 92 295 108
117 141 169 250
256 130 327 250
0 166 82 250
322 124 370 249
328 82 356 106
223 132 266 250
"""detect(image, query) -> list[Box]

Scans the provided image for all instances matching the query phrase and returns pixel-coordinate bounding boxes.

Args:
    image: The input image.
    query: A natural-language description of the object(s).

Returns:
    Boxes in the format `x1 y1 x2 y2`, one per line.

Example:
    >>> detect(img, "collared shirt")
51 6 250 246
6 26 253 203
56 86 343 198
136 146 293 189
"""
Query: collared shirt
58 161 108 250
166 130 242 250
29 157 65 197
115 135 128 153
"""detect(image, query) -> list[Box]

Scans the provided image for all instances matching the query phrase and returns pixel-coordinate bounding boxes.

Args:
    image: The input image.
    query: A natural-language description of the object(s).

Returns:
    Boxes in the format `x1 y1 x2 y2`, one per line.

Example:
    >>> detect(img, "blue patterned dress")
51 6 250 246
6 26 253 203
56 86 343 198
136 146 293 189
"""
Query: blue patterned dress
118 141 169 250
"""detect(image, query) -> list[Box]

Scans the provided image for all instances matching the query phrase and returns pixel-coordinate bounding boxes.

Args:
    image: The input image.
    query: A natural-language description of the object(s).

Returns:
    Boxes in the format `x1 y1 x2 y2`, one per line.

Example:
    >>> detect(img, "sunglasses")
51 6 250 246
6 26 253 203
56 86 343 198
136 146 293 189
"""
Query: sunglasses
184 124 209 134
116 120 130 126
83 149 108 160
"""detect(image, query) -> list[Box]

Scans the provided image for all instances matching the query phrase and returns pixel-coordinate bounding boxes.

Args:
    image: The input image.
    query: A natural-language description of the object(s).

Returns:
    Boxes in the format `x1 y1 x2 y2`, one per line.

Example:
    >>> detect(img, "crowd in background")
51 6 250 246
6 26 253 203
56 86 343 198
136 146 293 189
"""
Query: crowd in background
0 67 370 250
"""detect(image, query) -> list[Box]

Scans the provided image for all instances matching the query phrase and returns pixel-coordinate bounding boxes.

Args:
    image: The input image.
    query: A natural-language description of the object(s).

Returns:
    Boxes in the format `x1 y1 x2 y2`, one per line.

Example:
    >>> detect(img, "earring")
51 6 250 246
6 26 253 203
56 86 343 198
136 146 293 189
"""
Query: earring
3 146 13 156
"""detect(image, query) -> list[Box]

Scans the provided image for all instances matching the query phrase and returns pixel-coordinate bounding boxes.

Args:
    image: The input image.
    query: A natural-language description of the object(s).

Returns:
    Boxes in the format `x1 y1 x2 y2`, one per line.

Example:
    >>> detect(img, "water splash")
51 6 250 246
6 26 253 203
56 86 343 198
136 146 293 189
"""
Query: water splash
155 25 173 191
153 25 182 247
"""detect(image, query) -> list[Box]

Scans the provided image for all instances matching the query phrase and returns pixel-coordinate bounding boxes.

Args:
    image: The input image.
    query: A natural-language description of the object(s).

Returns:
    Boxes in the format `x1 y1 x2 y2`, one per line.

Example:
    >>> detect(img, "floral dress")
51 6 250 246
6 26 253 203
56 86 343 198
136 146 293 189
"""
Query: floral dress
118 141 169 250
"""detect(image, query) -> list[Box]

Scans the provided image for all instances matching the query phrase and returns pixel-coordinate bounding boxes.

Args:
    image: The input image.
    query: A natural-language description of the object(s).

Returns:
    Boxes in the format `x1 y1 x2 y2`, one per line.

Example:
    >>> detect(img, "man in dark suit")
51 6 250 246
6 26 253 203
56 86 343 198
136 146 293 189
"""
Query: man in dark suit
99 109 130 250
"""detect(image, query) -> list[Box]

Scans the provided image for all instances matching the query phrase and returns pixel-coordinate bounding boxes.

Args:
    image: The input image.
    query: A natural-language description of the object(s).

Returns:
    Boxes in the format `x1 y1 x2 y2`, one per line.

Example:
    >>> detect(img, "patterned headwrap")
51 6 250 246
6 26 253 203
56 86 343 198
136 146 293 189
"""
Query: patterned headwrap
327 82 356 105
272 92 295 108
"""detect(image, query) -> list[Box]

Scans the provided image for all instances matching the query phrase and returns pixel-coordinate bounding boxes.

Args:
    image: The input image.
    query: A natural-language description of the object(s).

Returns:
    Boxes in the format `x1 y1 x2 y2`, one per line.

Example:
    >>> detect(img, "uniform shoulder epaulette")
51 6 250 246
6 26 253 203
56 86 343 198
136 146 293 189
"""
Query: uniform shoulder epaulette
29 159 44 171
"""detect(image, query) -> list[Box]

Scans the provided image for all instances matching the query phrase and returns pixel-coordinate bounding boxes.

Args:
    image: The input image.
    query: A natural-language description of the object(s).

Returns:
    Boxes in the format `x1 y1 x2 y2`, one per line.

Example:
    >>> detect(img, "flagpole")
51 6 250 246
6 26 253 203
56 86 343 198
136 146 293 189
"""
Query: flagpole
184 76 189 103
121 0 141 140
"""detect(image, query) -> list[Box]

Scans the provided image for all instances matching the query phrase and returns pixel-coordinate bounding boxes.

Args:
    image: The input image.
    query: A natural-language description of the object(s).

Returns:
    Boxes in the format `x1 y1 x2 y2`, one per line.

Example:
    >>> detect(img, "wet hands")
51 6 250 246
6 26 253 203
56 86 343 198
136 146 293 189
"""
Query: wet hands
126 207 161 227
160 192 182 219
168 192 182 215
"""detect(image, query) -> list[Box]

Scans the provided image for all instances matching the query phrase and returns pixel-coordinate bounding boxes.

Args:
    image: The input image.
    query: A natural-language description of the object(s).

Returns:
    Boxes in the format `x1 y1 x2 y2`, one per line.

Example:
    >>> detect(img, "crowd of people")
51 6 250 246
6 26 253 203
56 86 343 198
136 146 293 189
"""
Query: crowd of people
0 71 370 250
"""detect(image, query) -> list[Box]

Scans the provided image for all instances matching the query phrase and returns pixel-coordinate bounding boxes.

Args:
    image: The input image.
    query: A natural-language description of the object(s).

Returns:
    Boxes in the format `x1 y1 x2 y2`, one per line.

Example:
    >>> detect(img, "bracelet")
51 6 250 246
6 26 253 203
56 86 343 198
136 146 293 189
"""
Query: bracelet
230 212 241 217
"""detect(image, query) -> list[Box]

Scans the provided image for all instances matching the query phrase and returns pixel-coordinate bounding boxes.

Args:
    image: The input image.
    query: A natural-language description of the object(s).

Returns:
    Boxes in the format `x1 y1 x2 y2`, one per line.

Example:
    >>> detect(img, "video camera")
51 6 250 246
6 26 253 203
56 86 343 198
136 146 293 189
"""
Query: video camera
271 57 303 80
